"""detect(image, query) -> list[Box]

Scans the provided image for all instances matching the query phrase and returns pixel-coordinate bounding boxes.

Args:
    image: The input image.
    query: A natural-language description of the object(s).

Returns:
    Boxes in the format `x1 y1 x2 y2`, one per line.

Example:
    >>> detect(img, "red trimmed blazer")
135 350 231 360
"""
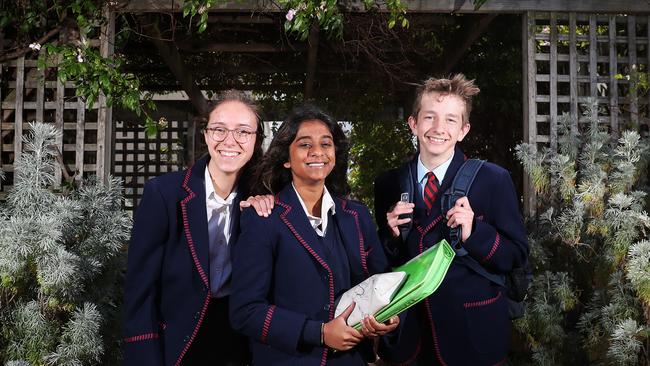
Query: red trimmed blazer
229 184 390 365
374 147 529 366
122 155 244 366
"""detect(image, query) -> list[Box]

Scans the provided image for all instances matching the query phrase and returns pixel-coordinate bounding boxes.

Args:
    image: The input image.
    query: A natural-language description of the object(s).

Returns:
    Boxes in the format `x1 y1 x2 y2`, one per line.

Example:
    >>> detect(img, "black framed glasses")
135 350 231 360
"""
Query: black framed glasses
203 127 256 143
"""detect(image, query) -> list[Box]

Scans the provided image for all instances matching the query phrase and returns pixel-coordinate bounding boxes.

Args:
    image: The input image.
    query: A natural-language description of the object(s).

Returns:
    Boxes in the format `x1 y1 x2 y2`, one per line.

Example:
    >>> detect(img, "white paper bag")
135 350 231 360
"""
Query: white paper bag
334 271 407 327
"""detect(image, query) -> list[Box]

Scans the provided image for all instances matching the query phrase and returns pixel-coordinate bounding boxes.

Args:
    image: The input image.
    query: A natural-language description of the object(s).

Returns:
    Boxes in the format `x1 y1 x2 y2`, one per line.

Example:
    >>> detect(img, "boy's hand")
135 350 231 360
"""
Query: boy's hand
360 314 400 338
445 196 474 242
239 194 274 217
386 202 415 237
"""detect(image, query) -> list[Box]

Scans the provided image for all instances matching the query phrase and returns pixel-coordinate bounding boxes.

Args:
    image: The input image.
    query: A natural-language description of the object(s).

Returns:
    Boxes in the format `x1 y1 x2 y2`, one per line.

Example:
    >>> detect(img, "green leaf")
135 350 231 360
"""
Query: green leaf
198 21 207 33
145 119 158 137
86 94 96 109
388 19 396 29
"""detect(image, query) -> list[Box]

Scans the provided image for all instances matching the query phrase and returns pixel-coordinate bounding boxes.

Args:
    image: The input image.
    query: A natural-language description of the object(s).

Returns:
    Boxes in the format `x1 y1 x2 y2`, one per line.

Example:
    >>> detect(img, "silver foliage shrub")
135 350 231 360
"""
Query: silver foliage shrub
0 123 131 365
514 100 650 365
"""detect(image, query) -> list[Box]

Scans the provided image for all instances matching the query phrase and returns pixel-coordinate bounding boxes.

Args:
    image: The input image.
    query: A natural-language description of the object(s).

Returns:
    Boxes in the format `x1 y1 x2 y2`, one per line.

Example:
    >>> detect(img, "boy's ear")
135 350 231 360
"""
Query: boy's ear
458 122 471 142
407 115 417 134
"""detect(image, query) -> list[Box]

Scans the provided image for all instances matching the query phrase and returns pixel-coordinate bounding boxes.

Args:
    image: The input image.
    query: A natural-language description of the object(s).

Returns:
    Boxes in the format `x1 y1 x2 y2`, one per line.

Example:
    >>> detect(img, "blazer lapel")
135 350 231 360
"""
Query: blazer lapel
229 193 242 246
180 155 211 289
334 198 369 279
277 185 329 269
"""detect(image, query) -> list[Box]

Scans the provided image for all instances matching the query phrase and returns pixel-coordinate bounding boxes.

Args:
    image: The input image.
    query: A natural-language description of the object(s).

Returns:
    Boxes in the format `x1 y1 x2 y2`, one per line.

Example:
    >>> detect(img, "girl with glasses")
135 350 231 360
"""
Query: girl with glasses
123 90 267 366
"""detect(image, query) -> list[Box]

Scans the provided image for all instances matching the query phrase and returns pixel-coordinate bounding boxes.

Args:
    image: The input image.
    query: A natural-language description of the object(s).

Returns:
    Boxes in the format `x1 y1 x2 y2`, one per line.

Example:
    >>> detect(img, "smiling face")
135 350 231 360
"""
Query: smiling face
408 91 471 169
204 100 258 179
283 119 336 189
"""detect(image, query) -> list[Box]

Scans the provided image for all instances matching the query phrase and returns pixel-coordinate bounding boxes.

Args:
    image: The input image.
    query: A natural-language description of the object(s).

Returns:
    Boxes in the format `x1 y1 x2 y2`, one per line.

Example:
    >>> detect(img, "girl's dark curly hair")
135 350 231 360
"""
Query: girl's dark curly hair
198 90 265 192
252 104 350 197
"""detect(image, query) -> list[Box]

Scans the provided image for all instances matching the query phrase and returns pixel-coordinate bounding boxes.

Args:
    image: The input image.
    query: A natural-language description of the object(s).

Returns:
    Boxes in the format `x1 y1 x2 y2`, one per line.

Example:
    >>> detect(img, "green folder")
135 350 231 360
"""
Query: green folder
370 239 455 326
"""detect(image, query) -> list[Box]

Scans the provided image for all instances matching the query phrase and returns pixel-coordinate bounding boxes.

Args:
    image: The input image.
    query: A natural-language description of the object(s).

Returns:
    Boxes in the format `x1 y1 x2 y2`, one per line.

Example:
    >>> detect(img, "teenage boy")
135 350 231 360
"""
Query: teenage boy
375 74 528 365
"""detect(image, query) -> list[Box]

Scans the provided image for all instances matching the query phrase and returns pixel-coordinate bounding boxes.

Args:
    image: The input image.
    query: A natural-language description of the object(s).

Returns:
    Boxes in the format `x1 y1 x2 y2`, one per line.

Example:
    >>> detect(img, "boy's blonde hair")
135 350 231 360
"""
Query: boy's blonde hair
411 74 480 124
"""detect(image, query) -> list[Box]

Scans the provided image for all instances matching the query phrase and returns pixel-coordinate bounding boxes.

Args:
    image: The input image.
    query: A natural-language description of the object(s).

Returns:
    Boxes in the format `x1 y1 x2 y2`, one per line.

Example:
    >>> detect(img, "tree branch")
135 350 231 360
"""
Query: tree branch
0 27 62 63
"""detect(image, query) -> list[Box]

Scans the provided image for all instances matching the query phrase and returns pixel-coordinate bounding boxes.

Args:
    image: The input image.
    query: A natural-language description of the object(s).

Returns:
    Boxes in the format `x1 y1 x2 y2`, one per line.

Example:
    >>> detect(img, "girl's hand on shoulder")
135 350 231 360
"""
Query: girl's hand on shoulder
240 194 274 217
323 302 363 351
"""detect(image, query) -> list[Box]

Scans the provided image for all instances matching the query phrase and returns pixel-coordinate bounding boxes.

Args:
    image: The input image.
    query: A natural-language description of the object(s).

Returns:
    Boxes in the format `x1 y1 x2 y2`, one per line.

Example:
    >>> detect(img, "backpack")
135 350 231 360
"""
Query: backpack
398 159 531 319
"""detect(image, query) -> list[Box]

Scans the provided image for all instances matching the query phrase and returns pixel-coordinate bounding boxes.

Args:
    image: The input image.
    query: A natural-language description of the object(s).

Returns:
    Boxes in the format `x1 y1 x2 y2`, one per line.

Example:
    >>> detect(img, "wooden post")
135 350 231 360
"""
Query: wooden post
628 16 638 127
523 11 537 217
54 70 64 186
97 6 115 182
304 24 320 101
0 59 3 191
186 115 195 166
14 56 24 161
549 13 558 151
609 16 619 135
569 13 578 137
589 15 598 122
76 99 85 182
36 66 44 123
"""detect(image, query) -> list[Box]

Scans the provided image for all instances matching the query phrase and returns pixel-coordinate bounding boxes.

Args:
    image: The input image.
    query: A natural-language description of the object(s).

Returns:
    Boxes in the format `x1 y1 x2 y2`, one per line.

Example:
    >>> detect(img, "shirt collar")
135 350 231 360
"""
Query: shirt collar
291 182 336 220
205 166 237 206
417 152 454 186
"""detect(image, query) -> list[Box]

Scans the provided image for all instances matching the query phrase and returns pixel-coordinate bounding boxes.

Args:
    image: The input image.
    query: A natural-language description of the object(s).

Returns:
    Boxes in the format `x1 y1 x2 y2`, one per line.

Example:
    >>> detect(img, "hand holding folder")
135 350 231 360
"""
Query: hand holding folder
335 239 455 329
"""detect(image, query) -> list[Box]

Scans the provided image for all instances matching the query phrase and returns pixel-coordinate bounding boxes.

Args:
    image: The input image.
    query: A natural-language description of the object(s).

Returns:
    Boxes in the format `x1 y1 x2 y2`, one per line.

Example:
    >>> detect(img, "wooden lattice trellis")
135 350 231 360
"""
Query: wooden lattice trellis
523 11 650 214
3 4 650 212
0 9 115 198
113 119 194 209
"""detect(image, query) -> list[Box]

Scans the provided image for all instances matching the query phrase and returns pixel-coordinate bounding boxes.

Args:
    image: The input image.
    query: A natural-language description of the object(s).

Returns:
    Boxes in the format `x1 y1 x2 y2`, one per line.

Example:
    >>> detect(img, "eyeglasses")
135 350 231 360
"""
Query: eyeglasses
203 127 256 143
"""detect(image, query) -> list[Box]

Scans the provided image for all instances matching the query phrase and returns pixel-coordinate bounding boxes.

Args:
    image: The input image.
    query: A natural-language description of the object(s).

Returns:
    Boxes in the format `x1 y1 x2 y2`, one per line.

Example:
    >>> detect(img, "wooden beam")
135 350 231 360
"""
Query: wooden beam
439 14 496 75
121 0 650 14
207 14 275 24
139 15 208 116
176 42 307 53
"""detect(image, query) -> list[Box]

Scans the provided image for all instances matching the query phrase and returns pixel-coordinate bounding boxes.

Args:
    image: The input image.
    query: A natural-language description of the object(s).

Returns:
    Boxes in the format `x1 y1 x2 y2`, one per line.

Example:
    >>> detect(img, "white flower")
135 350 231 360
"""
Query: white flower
77 54 84 63
286 9 297 21
29 43 41 51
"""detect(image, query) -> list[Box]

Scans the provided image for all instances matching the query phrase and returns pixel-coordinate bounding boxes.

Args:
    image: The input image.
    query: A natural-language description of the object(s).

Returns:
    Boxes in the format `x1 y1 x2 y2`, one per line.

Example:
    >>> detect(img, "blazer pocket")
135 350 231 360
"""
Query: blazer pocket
463 290 509 355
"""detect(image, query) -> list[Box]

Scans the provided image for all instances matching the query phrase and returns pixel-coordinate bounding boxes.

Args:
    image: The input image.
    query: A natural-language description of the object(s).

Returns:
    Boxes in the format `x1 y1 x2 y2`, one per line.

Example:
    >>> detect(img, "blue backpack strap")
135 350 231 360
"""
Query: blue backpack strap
441 159 485 251
441 159 507 288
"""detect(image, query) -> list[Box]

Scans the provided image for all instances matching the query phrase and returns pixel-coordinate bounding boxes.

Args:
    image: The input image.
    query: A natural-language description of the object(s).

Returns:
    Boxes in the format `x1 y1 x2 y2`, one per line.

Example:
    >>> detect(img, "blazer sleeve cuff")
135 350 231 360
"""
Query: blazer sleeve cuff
300 320 323 346
261 306 308 355
464 219 500 262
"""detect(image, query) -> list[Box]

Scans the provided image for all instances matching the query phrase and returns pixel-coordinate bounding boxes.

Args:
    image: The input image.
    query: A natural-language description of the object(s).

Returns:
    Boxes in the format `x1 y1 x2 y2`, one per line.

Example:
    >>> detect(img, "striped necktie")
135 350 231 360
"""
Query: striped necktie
423 172 439 212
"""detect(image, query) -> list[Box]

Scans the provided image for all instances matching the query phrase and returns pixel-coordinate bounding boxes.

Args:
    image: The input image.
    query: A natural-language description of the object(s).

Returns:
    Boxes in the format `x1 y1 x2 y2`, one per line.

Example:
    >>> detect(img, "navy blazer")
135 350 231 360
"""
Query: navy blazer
375 147 528 366
122 155 244 366
230 184 390 366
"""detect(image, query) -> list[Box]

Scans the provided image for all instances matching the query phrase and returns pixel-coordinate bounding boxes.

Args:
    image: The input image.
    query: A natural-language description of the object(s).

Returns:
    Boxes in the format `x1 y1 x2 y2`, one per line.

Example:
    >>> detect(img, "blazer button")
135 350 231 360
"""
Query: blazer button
194 311 200 320
183 335 190 343
323 304 330 311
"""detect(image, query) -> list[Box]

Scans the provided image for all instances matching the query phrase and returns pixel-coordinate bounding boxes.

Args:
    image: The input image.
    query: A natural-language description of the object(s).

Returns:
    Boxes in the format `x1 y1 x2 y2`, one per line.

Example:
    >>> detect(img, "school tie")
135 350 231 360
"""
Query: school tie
423 172 439 212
